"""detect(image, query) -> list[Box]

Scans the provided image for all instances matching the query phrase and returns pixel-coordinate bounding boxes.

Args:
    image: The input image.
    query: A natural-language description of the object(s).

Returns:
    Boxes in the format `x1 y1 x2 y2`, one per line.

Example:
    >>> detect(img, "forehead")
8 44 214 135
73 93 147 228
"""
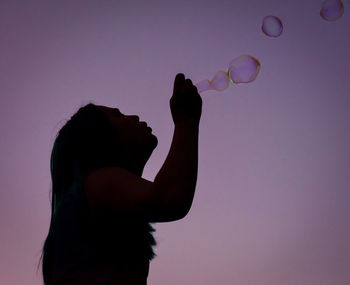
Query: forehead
97 105 121 115
97 105 111 112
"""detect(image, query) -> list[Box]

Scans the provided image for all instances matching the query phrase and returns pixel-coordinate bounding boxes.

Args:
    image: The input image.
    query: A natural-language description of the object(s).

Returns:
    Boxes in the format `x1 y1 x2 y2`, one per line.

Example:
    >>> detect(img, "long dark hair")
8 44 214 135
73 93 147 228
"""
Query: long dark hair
37 103 125 284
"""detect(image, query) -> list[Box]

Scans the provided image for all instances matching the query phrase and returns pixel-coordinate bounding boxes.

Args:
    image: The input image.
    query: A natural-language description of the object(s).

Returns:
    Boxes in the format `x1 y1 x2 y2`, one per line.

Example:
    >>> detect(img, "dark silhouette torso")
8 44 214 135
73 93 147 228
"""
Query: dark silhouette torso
50 176 155 285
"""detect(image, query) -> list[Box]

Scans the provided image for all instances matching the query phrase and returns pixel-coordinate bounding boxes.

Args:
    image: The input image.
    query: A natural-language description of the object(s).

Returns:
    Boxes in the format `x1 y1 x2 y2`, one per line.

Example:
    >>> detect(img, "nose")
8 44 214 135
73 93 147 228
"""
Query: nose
129 115 139 122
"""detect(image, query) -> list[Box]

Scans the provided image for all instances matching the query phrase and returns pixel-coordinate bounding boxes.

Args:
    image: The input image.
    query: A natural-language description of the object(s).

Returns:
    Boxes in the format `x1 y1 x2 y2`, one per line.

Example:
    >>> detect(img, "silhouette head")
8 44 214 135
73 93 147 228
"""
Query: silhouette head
96 105 158 175
50 103 157 207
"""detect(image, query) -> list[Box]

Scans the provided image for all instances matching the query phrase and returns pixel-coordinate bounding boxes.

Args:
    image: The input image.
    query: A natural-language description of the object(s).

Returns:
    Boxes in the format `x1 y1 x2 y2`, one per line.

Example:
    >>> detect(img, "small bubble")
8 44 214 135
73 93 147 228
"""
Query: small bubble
196 79 211 93
228 55 261 84
261 15 283 38
210 71 230 91
320 0 344 21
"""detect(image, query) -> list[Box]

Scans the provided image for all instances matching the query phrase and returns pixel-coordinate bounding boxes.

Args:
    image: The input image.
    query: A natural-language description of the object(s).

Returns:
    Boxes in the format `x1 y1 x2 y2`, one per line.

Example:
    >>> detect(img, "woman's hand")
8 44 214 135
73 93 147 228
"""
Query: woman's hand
170 73 202 127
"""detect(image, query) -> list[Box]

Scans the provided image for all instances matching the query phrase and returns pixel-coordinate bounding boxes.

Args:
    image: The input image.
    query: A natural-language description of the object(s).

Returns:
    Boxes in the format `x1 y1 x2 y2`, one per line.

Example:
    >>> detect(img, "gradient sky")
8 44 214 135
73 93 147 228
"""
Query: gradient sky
1 0 349 284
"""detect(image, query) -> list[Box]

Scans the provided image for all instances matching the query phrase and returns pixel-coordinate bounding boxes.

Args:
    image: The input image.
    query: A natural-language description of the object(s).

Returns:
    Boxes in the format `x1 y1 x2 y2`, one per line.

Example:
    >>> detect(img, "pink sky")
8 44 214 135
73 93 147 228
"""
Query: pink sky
0 0 349 284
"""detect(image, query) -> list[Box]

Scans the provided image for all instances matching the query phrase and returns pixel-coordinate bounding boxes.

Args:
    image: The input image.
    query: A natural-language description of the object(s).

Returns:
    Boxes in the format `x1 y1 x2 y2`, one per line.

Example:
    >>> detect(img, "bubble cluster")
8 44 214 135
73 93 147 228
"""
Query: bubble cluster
196 71 229 93
320 0 344 21
196 55 261 93
261 16 283 38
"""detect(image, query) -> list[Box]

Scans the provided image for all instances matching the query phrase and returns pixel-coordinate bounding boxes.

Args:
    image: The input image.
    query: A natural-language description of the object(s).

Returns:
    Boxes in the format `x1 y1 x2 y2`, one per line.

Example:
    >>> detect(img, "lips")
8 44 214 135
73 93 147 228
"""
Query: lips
139 121 153 132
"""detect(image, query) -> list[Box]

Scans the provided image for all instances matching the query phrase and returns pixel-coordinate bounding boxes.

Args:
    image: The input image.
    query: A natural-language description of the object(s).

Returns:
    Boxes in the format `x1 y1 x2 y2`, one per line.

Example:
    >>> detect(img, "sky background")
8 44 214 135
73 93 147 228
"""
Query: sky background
0 0 349 284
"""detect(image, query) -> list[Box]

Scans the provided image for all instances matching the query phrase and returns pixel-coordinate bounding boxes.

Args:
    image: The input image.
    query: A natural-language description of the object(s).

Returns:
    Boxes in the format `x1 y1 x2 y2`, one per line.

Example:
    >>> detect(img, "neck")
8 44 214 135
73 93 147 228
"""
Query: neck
120 155 146 177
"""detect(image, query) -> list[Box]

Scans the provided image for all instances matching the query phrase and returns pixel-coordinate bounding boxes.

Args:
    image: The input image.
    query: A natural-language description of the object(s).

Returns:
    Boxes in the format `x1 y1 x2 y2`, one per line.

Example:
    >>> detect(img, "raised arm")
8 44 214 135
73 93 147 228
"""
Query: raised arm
84 74 202 223
152 74 202 221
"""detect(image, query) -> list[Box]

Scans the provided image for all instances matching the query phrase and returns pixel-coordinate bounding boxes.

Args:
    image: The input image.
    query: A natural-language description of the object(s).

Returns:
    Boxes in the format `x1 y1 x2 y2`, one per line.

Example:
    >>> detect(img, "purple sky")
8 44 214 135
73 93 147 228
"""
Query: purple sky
1 0 349 284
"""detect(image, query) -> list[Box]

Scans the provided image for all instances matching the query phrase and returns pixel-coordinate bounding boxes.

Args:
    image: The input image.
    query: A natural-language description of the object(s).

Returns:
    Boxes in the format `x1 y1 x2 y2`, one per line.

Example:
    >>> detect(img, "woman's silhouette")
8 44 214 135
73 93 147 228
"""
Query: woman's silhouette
38 73 202 284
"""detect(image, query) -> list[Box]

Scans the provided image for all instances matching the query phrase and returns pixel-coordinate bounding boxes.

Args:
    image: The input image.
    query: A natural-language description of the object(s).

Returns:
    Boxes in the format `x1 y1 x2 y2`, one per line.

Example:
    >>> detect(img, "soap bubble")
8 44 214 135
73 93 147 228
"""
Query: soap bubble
195 71 229 93
196 79 211 93
210 71 230 91
228 55 261 84
320 0 344 21
261 15 283 38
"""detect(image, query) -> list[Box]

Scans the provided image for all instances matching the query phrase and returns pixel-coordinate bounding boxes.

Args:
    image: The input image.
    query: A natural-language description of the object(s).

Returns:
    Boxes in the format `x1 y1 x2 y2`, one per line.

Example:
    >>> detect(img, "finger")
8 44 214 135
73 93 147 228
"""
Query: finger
184 78 193 86
173 73 185 94
183 79 196 93
193 84 199 94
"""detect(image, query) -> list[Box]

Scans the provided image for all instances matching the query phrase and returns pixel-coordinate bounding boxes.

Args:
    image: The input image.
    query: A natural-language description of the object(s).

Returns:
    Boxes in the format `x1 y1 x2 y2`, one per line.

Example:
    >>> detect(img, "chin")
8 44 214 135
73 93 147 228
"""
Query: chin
140 138 157 163
148 134 158 149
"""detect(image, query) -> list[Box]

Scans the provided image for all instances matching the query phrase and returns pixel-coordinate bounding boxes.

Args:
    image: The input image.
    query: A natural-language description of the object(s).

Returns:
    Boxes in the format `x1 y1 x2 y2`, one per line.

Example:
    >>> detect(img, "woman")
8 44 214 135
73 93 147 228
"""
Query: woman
38 73 202 284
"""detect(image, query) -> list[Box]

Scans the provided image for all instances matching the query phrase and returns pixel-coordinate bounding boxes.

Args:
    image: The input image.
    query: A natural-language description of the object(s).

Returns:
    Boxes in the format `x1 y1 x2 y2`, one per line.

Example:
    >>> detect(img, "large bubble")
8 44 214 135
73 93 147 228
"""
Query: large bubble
228 55 261 84
320 0 344 21
261 15 283 38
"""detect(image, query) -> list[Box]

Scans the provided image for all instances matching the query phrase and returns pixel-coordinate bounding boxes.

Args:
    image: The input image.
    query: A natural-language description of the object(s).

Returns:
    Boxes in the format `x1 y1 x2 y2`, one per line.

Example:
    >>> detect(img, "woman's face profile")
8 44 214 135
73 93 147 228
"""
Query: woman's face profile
97 105 158 157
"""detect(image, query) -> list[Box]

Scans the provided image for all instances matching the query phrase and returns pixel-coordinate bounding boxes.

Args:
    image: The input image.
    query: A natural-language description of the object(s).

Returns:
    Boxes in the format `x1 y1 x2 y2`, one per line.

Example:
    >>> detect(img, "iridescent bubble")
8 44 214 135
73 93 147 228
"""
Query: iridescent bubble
228 55 261 84
196 79 211 93
320 0 344 21
261 15 283 38
195 71 229 93
210 71 230 91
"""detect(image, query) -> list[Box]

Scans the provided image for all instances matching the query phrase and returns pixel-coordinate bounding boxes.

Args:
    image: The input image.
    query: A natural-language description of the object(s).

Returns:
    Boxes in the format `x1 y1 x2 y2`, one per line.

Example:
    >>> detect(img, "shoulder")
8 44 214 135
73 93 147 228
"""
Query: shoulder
82 167 157 218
